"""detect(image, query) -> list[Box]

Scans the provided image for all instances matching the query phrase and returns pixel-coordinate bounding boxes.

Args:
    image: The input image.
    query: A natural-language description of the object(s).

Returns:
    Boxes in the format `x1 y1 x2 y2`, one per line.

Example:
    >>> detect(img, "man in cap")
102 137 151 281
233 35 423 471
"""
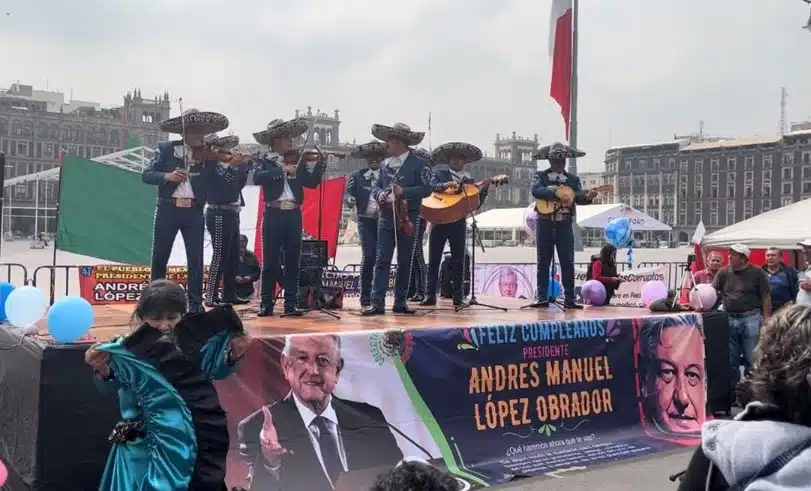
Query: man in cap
407 147 434 302
421 142 492 308
345 141 387 308
530 142 598 309
363 123 433 316
713 243 771 392
142 108 234 313
203 134 251 307
252 118 326 316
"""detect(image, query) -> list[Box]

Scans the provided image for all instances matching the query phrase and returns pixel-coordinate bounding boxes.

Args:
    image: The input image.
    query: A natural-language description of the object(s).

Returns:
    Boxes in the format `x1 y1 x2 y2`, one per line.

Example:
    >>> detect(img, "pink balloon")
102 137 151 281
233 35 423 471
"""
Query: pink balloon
0 459 8 487
641 281 668 307
582 280 607 306
690 284 718 311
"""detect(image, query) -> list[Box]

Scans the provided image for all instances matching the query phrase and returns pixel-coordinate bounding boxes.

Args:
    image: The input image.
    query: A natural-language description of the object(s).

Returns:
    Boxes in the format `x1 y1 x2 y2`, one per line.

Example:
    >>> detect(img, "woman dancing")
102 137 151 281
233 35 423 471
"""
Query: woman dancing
85 279 250 491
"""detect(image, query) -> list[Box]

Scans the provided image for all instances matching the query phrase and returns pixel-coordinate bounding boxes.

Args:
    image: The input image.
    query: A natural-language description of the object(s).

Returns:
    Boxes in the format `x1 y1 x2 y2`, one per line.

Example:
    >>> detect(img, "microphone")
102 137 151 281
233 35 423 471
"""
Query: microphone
380 420 435 461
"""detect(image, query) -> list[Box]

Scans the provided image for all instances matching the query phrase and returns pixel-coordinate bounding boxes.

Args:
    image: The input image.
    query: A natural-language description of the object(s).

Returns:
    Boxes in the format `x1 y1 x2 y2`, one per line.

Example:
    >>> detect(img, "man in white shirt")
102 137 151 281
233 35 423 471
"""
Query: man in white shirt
142 109 230 313
237 335 403 491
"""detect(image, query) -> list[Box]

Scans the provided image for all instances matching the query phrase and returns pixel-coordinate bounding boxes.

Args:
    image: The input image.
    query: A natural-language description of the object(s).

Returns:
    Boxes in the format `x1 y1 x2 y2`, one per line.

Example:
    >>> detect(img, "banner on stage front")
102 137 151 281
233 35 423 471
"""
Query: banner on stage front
474 263 667 307
215 312 705 489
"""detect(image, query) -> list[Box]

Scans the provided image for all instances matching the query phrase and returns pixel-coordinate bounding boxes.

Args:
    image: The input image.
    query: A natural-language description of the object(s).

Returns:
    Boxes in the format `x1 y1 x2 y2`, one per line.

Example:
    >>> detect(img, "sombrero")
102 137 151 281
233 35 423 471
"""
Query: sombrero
253 118 309 146
350 141 387 160
431 142 483 166
371 122 425 146
158 108 229 135
204 134 239 149
532 142 585 160
411 147 433 165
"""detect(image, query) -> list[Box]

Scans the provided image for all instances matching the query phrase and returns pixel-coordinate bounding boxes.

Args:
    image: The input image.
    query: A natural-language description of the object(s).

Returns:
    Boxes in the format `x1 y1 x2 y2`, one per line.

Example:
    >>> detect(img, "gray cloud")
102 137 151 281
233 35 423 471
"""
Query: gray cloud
1 0 810 171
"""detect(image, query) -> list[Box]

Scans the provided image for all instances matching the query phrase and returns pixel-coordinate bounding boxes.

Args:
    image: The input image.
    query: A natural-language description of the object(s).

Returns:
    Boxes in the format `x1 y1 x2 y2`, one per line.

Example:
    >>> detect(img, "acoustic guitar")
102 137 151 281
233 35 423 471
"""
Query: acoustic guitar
421 174 509 225
535 184 614 216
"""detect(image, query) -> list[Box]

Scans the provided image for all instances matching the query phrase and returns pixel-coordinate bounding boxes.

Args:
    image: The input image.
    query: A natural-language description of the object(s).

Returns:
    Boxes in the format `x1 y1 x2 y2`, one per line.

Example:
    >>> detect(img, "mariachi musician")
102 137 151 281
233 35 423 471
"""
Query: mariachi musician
203 134 251 307
252 118 326 317
407 147 433 302
421 142 490 307
142 108 232 314
531 142 597 309
345 141 387 308
364 123 432 316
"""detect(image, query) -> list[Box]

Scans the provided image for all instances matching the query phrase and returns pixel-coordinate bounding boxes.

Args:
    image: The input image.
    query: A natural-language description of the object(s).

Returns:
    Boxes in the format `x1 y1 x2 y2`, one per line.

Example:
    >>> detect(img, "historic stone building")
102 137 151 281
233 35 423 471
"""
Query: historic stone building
0 83 168 236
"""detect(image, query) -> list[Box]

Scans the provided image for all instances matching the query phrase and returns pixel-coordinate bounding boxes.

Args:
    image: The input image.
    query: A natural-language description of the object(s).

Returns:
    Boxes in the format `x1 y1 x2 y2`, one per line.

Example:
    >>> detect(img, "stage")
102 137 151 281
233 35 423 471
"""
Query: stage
0 297 730 491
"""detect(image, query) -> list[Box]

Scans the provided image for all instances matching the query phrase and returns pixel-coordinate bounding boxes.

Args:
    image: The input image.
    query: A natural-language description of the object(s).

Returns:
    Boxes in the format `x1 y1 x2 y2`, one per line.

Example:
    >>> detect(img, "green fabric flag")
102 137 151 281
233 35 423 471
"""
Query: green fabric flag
125 136 141 149
55 155 154 264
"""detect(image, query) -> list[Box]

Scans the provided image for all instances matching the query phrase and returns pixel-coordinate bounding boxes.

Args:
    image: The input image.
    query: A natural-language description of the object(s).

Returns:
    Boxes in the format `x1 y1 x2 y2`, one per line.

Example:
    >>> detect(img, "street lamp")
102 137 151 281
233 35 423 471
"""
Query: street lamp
804 0 811 31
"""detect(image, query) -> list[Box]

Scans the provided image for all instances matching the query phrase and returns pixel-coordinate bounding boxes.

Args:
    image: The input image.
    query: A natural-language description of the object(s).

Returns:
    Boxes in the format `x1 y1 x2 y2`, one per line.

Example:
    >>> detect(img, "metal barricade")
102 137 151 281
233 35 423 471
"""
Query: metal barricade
32 265 78 305
0 263 29 286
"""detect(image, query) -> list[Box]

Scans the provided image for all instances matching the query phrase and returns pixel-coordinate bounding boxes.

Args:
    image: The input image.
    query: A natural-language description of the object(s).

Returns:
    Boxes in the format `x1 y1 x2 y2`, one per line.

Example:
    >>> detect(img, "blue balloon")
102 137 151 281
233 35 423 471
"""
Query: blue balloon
0 282 15 321
47 296 94 343
548 278 561 298
604 217 632 248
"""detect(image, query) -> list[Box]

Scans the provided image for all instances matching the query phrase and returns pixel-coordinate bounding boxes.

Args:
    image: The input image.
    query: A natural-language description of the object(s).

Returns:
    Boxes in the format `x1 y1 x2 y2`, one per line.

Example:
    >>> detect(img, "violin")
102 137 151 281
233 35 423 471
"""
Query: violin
189 143 256 166
282 148 346 165
388 183 415 237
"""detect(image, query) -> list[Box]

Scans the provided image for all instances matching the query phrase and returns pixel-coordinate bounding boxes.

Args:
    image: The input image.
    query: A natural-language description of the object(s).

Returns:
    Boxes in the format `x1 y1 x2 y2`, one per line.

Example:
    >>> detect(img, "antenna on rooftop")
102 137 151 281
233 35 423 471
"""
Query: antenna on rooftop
779 87 788 137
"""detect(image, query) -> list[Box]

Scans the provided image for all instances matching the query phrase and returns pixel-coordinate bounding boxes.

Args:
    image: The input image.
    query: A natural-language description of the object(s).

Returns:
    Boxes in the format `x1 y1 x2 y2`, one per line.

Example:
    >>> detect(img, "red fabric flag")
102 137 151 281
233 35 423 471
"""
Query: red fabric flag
301 176 346 259
252 176 346 263
549 0 573 137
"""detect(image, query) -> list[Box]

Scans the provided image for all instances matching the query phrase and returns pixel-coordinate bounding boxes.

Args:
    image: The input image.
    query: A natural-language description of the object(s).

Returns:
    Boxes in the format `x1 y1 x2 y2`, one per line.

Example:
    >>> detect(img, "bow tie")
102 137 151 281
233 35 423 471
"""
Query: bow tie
548 172 567 183
364 170 379 180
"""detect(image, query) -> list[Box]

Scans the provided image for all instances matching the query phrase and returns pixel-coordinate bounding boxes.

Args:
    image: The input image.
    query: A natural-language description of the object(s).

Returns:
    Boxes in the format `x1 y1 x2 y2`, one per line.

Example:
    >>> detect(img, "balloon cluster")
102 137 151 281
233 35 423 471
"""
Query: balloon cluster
0 282 94 343
604 217 632 248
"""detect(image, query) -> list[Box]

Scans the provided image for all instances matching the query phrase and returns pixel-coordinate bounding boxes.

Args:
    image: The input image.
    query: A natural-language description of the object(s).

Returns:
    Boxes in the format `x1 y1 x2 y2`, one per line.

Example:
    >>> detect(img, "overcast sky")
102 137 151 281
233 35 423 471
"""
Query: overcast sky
1 0 810 172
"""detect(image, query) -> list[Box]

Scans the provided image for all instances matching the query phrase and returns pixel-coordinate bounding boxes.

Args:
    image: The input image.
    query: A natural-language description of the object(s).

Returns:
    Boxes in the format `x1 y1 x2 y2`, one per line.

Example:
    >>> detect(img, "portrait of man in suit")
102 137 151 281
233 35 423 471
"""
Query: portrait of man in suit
237 334 404 490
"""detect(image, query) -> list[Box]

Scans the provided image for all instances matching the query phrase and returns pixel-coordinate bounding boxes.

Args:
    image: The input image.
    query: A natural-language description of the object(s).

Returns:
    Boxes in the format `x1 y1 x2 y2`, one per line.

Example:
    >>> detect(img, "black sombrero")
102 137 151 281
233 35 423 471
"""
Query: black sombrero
350 141 388 160
431 142 483 166
204 134 239 149
371 122 425 146
532 142 585 160
253 118 309 146
411 147 433 165
158 108 229 135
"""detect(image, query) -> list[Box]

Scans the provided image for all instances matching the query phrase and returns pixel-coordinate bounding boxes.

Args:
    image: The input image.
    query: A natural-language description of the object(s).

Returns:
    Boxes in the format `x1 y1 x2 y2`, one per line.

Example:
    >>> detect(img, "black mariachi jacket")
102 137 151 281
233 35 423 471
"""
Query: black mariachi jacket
345 167 379 217
142 141 238 204
371 152 432 217
252 152 324 204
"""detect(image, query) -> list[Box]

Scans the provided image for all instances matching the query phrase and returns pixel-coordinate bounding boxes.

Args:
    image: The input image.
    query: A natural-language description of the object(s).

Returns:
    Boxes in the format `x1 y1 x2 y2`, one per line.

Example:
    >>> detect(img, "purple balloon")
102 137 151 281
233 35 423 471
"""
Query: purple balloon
582 280 607 306
641 280 668 307
689 284 718 311
524 202 538 235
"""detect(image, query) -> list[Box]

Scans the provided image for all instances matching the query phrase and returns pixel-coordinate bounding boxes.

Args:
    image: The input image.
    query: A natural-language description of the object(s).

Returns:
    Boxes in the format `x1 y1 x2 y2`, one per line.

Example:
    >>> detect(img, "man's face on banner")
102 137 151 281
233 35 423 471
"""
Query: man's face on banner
499 271 518 297
649 327 705 434
282 336 343 412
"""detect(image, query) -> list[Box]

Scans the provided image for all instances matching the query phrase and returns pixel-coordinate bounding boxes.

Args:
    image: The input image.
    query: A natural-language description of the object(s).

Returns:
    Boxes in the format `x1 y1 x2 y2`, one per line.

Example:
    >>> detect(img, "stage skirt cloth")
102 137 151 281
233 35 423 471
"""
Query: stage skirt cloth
95 319 237 491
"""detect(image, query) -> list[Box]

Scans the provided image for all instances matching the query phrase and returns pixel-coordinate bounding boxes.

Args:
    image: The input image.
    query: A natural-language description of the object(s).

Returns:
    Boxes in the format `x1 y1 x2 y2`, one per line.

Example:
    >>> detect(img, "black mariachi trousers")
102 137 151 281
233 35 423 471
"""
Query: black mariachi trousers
426 219 466 302
151 202 204 310
408 216 427 298
205 208 241 303
259 207 302 311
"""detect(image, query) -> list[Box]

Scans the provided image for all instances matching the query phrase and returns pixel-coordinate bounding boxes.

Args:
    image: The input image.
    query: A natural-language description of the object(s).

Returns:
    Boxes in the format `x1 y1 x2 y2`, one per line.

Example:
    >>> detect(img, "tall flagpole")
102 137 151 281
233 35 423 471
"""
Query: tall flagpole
568 0 579 175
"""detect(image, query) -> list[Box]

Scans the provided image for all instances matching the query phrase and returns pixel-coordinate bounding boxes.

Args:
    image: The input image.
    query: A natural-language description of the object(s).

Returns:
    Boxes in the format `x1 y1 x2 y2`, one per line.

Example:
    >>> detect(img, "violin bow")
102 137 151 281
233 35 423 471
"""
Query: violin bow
178 97 190 173
294 110 322 168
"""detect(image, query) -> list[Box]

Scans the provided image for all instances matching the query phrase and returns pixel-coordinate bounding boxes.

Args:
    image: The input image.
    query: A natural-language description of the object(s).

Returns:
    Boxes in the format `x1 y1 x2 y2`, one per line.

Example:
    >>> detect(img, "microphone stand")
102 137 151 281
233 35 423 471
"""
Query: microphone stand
456 182 506 312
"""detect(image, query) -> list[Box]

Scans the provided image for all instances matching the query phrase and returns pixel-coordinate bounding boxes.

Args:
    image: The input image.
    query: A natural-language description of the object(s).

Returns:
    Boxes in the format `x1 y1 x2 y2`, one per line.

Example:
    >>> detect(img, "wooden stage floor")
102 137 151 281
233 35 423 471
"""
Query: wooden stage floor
57 297 668 343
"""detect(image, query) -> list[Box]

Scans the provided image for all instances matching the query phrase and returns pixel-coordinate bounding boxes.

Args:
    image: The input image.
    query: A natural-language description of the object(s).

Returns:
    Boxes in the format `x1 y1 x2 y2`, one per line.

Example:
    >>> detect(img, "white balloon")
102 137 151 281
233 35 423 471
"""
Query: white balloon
5 286 48 328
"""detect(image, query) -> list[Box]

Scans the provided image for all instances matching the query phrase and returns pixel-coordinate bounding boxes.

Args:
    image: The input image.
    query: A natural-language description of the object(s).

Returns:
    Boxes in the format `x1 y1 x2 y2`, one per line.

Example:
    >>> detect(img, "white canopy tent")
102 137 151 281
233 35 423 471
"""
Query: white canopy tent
470 203 671 231
703 198 811 250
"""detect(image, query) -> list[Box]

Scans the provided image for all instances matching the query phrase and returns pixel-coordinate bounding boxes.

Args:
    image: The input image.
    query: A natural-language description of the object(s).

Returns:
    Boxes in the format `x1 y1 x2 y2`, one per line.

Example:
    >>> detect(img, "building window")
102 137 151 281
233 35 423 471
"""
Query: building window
744 200 753 220
745 171 753 181
763 183 771 197
711 173 719 183
710 158 719 172
783 182 793 195
803 166 811 179
624 160 631 170
783 153 795 165
710 211 718 226
803 181 811 194
783 167 794 180
727 172 736 182
745 156 754 170
782 196 794 207
711 200 719 211
653 158 661 169
727 157 737 170
764 169 772 181
744 184 753 197
681 160 689 173
728 183 736 198
16 142 27 157
678 210 687 224
763 199 771 212
803 152 811 165
710 184 718 198
668 157 675 168
763 156 772 168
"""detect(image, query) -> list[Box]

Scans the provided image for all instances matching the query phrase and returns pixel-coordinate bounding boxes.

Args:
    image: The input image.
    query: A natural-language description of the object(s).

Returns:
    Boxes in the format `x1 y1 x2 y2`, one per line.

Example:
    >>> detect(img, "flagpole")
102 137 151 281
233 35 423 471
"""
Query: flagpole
428 110 432 151
568 0 579 175
50 149 65 304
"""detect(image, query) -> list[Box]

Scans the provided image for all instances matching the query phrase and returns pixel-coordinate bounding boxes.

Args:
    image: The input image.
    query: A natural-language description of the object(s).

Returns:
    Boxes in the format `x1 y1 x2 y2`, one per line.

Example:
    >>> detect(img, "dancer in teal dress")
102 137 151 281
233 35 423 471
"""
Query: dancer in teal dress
85 280 250 491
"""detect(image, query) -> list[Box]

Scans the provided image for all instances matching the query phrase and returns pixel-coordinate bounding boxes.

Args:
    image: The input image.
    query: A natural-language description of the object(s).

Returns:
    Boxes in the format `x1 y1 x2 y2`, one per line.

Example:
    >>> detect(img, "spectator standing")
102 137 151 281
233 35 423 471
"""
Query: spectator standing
763 247 799 312
694 250 723 285
713 244 771 391
797 239 811 306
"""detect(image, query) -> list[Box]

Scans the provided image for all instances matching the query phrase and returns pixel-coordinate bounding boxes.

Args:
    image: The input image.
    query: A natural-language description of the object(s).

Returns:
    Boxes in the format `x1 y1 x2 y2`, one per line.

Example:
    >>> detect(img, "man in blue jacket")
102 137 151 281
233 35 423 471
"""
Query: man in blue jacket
363 123 432 316
141 108 231 313
203 134 251 307
530 142 597 309
421 142 491 308
252 118 325 317
345 141 386 308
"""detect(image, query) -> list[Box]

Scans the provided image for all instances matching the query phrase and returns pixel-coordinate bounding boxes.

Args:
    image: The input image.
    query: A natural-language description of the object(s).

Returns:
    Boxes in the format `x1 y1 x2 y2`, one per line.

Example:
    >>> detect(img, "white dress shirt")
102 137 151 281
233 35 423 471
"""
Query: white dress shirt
266 152 295 201
292 394 348 487
362 169 380 216
171 145 195 199
383 151 410 203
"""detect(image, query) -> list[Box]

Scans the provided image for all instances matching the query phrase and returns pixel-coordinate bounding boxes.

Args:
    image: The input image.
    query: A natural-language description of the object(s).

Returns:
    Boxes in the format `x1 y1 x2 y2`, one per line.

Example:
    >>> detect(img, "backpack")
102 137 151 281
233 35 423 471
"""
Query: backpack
585 255 599 280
